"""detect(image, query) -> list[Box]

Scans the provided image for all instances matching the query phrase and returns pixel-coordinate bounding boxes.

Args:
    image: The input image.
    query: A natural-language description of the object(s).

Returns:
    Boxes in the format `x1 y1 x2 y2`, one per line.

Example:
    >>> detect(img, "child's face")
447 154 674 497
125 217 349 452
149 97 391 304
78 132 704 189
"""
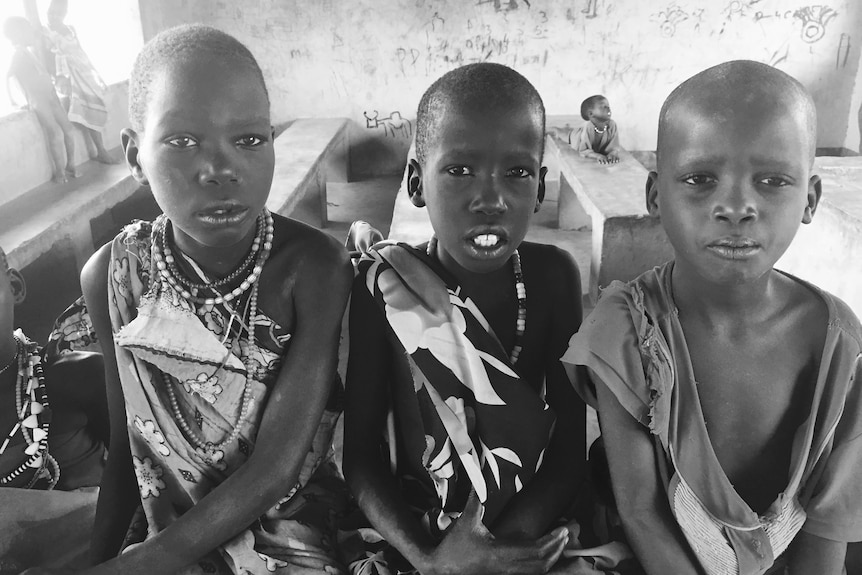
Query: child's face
648 101 819 287
128 54 274 251
413 104 545 275
590 99 611 124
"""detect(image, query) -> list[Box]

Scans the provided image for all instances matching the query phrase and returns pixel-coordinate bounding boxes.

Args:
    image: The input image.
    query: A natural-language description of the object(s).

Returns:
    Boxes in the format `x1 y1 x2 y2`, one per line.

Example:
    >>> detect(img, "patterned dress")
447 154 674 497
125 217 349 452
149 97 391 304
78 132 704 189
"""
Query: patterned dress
342 241 636 575
108 220 346 574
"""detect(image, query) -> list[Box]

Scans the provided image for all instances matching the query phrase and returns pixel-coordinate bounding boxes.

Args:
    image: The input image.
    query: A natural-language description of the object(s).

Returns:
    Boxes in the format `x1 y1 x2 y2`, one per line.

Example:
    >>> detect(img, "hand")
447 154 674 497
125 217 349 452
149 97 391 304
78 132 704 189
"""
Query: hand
606 152 620 164
596 154 609 165
418 490 569 575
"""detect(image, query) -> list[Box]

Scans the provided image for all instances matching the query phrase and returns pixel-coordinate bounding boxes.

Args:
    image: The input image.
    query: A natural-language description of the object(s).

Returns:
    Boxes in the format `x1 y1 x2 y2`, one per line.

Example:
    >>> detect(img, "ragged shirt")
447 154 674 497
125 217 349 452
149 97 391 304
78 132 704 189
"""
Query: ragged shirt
563 262 862 575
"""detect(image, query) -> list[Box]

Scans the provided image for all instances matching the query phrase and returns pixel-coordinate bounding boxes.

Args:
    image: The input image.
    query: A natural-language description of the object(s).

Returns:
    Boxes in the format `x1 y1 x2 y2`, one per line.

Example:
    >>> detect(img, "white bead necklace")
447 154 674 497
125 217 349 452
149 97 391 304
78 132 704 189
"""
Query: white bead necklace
152 213 271 457
426 237 526 364
152 209 274 306
0 332 59 488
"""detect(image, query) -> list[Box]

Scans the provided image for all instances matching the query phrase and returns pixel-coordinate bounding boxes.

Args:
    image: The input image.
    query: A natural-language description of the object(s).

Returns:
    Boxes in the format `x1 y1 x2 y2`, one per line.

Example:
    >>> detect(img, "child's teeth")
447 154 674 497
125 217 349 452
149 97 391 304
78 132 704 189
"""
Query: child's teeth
473 234 499 247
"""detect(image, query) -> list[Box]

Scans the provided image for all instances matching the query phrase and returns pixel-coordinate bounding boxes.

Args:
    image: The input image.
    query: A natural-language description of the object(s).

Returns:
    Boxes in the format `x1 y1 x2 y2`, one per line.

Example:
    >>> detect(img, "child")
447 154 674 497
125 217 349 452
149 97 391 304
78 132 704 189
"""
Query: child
563 60 862 574
566 95 622 164
342 63 630 574
0 245 107 490
3 16 78 183
71 25 352 574
0 245 108 570
44 0 119 164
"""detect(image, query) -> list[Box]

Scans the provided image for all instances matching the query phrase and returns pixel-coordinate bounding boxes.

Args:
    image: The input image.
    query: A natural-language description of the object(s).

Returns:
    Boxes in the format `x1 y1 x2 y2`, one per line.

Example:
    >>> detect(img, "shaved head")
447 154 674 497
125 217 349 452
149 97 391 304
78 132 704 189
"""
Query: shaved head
657 60 817 166
415 63 545 164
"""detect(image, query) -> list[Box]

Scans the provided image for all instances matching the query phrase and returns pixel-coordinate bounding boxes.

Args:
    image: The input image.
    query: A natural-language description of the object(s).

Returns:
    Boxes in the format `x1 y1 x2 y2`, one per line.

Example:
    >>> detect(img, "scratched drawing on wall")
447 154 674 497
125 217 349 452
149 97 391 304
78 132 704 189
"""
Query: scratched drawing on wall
583 0 598 18
794 5 837 43
364 111 413 139
654 4 688 37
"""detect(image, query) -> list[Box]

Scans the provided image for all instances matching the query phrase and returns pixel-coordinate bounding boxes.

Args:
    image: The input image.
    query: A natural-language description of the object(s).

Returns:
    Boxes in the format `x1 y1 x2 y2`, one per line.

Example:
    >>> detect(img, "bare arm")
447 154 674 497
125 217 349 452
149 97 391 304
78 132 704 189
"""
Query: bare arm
492 249 586 540
84 237 353 574
81 244 140 563
342 275 567 575
785 531 846 575
593 370 704 575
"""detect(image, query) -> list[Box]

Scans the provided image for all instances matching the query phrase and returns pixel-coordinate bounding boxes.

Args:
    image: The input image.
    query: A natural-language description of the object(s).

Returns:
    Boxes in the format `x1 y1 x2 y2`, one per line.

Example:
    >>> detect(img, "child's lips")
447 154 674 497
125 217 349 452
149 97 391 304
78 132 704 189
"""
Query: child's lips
707 237 761 259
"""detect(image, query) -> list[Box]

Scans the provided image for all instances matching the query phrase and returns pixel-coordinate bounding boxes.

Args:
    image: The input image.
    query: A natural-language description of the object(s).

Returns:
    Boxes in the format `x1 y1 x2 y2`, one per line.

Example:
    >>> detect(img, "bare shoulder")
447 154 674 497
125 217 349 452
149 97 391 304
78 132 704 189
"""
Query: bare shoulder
777 271 830 354
44 351 105 408
80 242 112 307
267 214 350 278
518 241 582 302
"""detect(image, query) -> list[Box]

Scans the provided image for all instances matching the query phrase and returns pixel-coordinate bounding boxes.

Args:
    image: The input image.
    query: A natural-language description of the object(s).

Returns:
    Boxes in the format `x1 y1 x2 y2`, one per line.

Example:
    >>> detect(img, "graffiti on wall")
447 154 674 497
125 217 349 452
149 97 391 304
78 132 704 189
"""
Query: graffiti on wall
794 5 837 43
364 110 413 139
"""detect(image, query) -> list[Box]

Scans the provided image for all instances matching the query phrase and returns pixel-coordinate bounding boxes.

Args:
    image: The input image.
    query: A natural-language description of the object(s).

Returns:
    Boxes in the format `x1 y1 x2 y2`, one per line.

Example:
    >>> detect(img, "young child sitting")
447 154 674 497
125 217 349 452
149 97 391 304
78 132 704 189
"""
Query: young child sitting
560 95 622 165
563 60 862 574
0 245 107 491
65 25 352 574
342 63 631 575
0 245 108 570
3 16 79 183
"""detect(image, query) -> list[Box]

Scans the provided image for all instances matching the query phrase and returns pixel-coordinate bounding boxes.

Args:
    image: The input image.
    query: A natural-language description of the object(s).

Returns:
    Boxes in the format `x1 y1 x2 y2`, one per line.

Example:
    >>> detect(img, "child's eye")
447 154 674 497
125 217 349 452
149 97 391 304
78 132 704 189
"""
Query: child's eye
446 166 473 176
506 167 534 178
758 176 791 187
237 135 267 147
681 174 715 186
166 136 198 149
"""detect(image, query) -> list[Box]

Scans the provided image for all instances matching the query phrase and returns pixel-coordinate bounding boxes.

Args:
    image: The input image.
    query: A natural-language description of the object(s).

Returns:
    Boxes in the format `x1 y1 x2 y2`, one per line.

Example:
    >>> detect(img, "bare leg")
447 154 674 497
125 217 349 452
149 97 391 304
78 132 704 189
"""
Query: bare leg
87 127 119 163
32 105 68 183
49 96 78 178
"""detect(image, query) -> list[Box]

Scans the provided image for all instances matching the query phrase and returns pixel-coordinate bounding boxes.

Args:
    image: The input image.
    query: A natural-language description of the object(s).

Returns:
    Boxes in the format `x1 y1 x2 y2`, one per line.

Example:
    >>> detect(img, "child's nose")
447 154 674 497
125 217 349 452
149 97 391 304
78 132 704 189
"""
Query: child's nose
713 182 757 224
470 175 507 215
198 145 239 186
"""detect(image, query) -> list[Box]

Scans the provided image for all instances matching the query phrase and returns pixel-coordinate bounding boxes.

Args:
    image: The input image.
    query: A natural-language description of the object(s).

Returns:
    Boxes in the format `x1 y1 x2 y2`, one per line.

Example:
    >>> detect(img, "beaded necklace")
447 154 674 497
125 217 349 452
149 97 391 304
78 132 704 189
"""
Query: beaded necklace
593 124 607 134
0 346 17 376
152 212 271 457
0 332 59 489
426 236 526 364
152 208 274 306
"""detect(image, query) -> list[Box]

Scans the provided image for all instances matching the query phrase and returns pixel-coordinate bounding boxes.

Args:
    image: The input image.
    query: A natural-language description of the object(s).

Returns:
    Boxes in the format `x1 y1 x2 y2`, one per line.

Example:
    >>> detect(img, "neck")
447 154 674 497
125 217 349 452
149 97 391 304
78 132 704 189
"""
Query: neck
671 262 777 324
170 224 257 279
0 333 18 380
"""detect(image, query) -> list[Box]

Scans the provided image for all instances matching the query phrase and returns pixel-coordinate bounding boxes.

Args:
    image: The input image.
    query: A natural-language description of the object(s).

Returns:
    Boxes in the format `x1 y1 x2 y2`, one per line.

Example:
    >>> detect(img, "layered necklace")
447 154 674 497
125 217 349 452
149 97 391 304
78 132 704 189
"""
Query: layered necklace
426 236 526 364
150 209 273 456
0 331 59 489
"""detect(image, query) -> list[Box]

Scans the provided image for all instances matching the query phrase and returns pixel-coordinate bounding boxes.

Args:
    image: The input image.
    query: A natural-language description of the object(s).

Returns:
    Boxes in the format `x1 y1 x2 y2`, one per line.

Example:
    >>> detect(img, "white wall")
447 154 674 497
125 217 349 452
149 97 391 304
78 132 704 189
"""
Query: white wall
138 0 862 173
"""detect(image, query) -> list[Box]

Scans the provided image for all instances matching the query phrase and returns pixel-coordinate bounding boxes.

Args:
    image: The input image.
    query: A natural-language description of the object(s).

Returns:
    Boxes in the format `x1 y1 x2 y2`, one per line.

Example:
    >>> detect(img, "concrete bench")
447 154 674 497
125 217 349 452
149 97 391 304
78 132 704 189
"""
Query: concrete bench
777 156 862 317
267 118 350 227
546 134 673 300
0 163 140 272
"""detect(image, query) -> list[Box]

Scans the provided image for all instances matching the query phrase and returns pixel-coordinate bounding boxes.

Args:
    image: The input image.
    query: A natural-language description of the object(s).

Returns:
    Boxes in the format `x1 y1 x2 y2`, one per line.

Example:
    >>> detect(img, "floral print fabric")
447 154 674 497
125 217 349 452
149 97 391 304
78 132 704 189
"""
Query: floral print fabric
108 220 346 574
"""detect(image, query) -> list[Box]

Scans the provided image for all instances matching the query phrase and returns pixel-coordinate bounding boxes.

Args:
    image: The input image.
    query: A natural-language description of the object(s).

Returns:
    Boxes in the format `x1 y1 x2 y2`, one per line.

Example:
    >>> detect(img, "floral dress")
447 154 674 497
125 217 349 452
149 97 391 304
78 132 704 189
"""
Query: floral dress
108 220 346 574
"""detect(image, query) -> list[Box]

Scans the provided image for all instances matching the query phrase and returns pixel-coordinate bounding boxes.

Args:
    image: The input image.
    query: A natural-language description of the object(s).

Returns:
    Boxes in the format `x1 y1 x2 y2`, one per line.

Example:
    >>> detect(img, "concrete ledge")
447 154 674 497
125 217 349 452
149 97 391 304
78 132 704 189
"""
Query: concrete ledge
0 162 139 272
546 134 673 300
267 118 350 227
777 156 862 317
0 81 129 208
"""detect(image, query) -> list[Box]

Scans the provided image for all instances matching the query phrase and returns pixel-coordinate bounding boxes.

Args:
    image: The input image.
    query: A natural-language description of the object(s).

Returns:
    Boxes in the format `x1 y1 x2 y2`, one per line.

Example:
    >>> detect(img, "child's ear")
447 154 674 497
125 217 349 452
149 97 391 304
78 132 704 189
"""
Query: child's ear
407 159 425 207
645 171 660 217
9 268 26 304
121 128 148 186
535 166 547 213
802 174 822 224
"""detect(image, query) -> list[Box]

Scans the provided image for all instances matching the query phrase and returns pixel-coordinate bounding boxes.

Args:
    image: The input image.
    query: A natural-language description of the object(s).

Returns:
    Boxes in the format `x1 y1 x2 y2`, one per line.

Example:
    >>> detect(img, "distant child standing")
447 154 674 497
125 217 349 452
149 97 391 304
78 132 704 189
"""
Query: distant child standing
44 0 118 164
564 60 862 574
570 95 622 164
43 25 353 575
3 16 78 183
